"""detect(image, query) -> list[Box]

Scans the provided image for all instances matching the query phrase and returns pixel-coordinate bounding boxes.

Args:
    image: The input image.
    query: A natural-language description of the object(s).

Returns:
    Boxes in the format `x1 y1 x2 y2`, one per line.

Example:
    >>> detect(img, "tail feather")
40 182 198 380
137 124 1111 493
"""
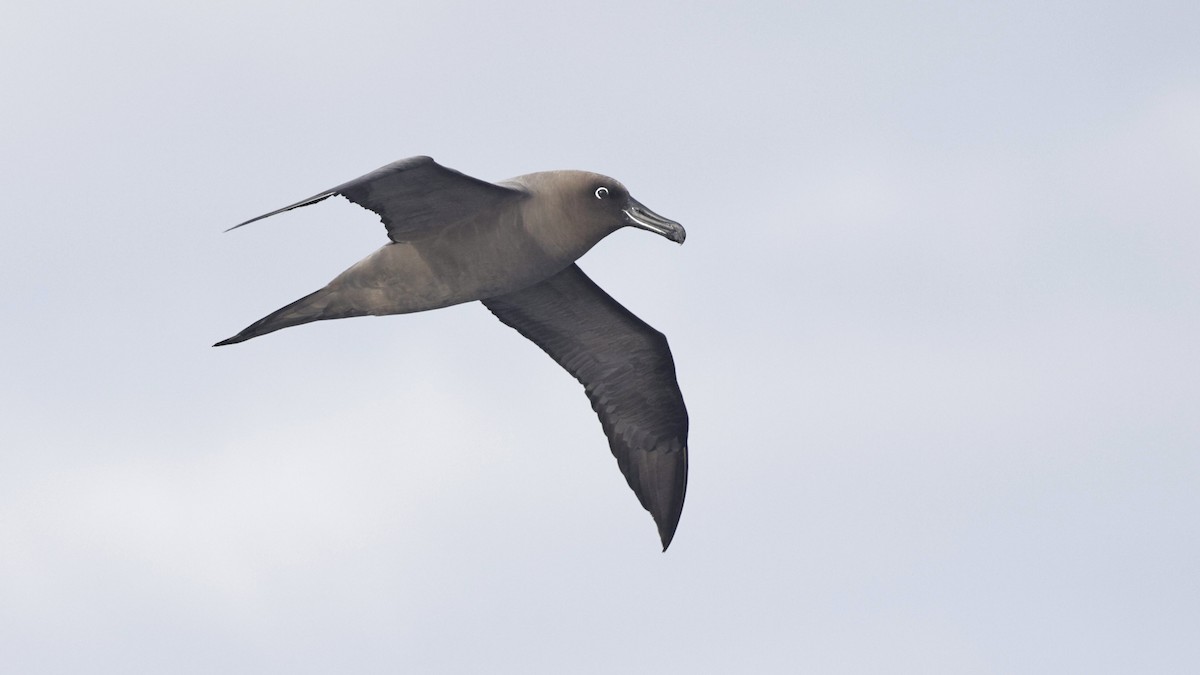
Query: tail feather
213 288 364 346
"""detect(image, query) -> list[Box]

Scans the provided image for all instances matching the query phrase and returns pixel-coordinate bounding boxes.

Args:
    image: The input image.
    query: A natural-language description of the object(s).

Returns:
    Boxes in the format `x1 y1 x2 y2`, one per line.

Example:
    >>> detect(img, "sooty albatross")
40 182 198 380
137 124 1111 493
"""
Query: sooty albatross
216 156 689 550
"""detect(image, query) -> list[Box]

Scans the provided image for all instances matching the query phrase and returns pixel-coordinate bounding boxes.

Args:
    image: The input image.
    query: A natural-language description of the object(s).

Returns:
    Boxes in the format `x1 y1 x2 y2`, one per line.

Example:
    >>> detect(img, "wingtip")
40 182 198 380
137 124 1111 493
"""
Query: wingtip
224 207 284 232
646 449 687 552
657 520 680 552
223 213 269 233
223 191 337 233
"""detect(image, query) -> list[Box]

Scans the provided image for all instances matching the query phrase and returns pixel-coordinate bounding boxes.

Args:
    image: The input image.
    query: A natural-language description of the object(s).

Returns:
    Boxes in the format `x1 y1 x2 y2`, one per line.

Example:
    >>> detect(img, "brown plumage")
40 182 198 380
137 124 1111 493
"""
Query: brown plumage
216 156 689 549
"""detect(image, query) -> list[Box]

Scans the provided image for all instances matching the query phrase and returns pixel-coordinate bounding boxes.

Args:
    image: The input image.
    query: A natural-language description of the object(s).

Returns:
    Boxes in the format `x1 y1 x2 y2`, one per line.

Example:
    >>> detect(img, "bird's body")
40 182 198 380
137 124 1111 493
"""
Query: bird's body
216 156 689 549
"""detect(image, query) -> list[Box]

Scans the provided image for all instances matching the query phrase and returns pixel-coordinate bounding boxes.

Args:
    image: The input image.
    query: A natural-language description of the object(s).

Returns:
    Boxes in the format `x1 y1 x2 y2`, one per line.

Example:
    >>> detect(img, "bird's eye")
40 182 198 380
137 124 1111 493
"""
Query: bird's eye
595 186 609 199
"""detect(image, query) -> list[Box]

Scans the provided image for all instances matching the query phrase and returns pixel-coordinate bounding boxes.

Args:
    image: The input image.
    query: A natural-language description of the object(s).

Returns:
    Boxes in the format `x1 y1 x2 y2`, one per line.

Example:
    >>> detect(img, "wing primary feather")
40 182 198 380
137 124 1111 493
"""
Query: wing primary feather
224 191 337 232
482 264 689 550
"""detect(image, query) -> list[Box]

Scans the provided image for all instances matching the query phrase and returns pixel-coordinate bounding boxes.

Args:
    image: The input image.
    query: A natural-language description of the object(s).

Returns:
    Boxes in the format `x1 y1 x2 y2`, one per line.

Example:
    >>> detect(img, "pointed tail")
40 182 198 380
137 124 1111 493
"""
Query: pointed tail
214 288 364 346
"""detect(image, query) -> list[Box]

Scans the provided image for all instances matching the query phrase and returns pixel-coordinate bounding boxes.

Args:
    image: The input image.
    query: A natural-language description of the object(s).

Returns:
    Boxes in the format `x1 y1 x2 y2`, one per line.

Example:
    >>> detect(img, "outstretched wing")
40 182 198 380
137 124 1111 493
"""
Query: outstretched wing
482 264 689 550
227 156 525 241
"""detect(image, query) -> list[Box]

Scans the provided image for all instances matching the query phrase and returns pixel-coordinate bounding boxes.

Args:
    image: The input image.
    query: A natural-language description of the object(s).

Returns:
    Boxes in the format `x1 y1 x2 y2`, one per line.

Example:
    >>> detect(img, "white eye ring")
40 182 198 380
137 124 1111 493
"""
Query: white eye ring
595 186 609 199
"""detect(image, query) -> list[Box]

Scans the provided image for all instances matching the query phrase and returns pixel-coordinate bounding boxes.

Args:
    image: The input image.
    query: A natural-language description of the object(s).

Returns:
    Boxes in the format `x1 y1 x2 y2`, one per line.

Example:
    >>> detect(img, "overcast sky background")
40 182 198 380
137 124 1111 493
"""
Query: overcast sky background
2 1 1197 673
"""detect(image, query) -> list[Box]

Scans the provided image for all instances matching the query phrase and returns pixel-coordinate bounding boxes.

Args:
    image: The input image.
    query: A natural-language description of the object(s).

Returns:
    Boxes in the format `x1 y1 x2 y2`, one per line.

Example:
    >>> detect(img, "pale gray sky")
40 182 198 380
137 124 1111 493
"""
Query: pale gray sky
2 1 1198 673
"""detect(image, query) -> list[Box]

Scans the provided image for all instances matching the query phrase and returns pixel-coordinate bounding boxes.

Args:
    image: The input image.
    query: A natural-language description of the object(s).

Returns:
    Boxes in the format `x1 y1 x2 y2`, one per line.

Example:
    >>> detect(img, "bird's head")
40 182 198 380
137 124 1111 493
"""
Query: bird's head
510 170 686 249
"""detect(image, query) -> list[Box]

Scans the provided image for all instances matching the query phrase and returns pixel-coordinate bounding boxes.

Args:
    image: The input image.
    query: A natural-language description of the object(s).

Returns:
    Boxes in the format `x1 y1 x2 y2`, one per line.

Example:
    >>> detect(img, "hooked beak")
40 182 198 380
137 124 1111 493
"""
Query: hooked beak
624 197 686 244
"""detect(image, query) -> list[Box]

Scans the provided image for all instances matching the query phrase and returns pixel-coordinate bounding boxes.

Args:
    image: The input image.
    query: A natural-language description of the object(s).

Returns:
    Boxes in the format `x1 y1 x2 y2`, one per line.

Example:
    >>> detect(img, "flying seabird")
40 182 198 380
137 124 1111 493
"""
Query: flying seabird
216 156 689 550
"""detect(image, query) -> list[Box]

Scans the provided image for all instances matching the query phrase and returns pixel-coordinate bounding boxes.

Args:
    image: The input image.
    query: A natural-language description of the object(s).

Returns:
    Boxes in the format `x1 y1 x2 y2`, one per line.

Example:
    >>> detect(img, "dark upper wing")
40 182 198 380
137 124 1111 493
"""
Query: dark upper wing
482 264 689 550
227 156 525 241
